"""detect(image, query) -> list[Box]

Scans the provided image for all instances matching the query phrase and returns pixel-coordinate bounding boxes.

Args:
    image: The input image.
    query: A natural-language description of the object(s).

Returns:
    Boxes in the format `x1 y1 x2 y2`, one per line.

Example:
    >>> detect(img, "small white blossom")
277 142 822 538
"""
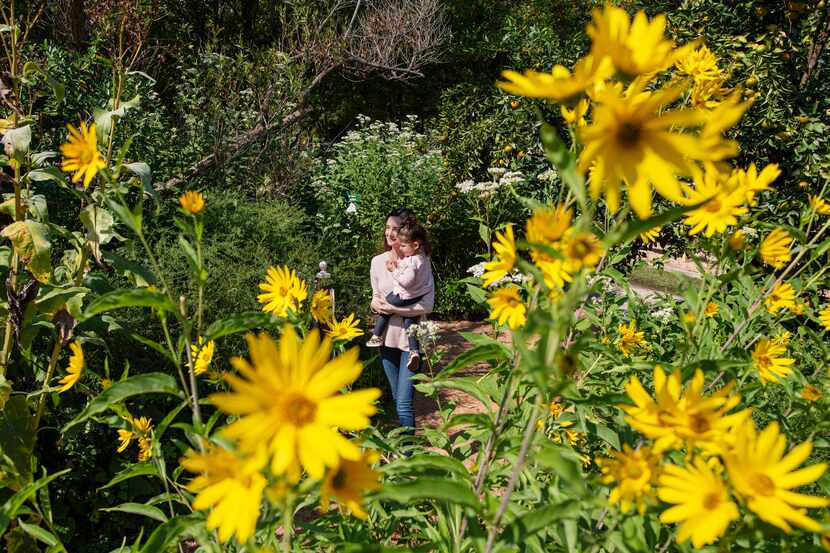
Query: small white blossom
538 168 558 182
487 167 507 177
467 261 487 277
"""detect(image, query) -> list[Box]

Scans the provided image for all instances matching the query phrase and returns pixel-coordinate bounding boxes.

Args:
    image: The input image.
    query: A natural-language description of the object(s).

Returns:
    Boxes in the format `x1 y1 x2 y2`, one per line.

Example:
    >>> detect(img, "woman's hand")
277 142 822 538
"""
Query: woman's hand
371 297 392 314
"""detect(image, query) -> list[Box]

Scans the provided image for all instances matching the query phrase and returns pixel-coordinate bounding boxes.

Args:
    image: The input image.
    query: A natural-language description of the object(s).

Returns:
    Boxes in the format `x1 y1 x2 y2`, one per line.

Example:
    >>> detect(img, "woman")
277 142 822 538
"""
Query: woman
370 208 434 431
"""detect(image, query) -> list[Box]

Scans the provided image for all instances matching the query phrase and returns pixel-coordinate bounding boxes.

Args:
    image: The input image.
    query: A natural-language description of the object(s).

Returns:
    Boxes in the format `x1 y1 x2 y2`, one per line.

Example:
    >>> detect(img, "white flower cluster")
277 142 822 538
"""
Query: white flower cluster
406 320 441 343
538 168 559 182
455 168 525 197
466 261 524 286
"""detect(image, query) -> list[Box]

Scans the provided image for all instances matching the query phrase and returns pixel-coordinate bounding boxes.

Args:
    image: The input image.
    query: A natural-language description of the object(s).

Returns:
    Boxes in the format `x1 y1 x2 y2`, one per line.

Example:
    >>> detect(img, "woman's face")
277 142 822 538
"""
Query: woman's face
385 216 402 248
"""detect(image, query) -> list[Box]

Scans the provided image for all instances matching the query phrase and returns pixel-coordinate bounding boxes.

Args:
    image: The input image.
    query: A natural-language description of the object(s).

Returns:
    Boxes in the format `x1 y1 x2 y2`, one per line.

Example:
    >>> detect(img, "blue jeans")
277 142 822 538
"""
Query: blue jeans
381 346 416 430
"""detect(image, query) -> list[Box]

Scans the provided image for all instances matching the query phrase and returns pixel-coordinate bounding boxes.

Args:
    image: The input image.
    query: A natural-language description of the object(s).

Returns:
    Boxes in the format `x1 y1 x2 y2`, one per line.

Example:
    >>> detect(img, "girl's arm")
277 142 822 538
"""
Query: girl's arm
392 259 418 288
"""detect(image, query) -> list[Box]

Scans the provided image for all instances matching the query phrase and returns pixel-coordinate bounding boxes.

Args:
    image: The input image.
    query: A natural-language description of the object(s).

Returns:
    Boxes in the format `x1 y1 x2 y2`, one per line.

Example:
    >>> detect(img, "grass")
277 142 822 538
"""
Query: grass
628 264 699 294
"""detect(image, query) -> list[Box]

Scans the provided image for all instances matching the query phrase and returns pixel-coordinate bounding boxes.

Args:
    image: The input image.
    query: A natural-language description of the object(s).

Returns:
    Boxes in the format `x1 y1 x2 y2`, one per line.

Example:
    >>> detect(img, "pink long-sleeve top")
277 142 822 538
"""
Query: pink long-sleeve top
370 250 434 351
391 254 433 299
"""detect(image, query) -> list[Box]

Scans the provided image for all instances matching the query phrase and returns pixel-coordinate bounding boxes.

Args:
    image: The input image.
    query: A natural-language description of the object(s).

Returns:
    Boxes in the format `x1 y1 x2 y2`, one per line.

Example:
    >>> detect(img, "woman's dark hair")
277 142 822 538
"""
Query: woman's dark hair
381 208 416 251
396 216 432 257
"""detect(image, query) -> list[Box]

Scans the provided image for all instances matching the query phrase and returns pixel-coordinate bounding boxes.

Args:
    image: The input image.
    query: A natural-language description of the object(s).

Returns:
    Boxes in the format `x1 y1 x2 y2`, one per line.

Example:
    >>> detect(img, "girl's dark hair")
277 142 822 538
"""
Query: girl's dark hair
381 208 416 252
396 216 432 257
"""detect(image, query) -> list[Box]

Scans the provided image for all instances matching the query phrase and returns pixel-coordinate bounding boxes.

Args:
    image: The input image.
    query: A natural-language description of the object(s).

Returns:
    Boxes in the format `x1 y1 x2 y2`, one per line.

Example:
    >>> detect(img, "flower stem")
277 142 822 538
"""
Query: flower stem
33 338 63 431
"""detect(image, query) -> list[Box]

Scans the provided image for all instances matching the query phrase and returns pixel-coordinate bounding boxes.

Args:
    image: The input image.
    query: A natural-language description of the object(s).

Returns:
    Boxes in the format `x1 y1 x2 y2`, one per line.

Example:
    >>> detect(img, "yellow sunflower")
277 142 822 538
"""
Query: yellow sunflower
578 84 707 218
587 5 678 78
561 98 589 126
562 229 604 272
759 228 793 269
621 367 747 454
727 163 780 206
257 265 308 317
616 320 646 356
597 445 661 514
728 229 747 251
639 226 661 244
311 289 334 325
704 302 719 317
765 282 797 314
725 420 830 532
320 449 382 520
180 445 267 543
752 337 795 385
58 341 85 393
60 122 106 187
325 313 365 342
497 55 613 103
179 191 205 215
809 195 830 216
682 167 748 237
658 458 739 549
819 305 830 331
525 205 573 262
482 224 517 287
486 286 526 329
675 45 726 108
209 328 380 480
802 384 823 402
191 337 216 376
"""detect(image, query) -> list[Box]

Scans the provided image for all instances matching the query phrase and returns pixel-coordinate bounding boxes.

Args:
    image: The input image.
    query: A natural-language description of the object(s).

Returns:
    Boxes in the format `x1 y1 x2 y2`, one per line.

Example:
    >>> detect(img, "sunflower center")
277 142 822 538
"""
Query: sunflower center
331 466 348 491
688 413 710 434
283 394 317 426
748 472 775 496
570 239 591 260
280 286 289 296
705 198 722 213
625 463 644 479
617 122 642 148
754 354 771 370
703 492 721 510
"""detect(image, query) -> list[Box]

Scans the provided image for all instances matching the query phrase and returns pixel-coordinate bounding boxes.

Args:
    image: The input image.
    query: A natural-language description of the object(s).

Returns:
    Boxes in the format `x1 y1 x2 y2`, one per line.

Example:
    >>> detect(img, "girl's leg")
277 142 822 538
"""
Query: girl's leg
395 350 416 430
380 346 401 403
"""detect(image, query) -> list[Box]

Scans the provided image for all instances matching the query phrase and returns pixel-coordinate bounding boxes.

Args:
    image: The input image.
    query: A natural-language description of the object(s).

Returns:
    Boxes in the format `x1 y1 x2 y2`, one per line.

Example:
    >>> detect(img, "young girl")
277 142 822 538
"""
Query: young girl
367 217 434 370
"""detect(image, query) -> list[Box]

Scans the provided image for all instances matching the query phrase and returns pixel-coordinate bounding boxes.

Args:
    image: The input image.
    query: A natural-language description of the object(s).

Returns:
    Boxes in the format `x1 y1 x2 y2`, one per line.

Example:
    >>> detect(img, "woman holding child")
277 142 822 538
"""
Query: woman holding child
369 208 434 431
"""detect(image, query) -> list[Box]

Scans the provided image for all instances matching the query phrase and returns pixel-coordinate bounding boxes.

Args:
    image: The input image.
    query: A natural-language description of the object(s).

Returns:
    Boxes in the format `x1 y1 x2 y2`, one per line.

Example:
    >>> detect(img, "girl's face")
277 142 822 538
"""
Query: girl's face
398 239 420 257
385 216 401 248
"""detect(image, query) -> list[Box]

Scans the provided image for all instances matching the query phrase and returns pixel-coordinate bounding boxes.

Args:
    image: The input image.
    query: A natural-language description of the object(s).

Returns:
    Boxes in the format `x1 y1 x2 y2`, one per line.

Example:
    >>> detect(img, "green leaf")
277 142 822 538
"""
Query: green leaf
105 197 141 234
375 478 480 511
594 424 621 450
465 283 488 304
80 205 120 247
1 220 52 283
100 502 167 523
18 520 61 547
2 126 32 156
84 288 176 319
138 514 204 553
0 396 36 488
204 312 277 341
34 286 88 316
63 373 182 432
0 469 70 537
502 500 581 543
101 252 155 287
124 162 156 201
98 463 158 491
25 167 67 188
22 61 65 104
435 343 508 380
0 375 10 410
383 455 471 478
94 95 140 143
417 378 491 409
